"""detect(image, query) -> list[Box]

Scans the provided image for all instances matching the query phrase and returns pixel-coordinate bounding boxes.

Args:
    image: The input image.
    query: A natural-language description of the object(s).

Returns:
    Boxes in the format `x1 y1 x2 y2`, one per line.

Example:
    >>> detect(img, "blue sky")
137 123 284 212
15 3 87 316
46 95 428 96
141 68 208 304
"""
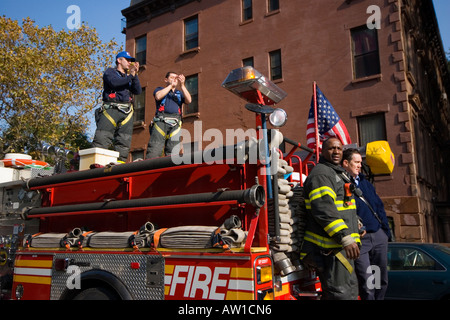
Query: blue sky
1 0 449 53
0 0 129 47
433 0 450 53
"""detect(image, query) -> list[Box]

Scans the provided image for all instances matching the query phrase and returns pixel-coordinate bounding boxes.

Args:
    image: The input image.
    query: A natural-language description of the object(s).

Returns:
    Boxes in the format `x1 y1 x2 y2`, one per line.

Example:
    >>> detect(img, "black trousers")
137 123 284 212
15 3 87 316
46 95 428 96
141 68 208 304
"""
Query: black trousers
146 120 182 159
92 106 134 162
302 246 359 300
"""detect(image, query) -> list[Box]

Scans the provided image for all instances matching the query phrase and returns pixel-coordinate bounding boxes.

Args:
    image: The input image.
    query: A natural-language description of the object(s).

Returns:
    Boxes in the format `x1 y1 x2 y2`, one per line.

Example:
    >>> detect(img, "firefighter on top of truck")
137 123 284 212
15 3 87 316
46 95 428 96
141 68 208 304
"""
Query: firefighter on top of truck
92 51 142 163
146 71 192 159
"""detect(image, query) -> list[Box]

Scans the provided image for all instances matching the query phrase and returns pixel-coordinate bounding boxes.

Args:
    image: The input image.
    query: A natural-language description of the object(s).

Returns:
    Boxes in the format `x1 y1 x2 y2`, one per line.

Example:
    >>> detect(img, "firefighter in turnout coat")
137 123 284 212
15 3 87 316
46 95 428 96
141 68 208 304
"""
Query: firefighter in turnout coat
301 137 361 300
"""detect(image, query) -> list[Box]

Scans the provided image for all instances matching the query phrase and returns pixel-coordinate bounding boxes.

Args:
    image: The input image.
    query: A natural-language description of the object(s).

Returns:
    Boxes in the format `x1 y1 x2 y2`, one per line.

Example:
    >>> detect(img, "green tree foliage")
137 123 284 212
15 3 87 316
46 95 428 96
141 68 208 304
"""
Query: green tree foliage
0 16 120 161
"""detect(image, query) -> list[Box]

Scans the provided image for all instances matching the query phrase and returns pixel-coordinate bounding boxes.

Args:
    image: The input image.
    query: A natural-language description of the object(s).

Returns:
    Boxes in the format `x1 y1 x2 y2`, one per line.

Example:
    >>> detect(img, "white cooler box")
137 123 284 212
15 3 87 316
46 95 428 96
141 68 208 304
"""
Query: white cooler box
79 148 119 170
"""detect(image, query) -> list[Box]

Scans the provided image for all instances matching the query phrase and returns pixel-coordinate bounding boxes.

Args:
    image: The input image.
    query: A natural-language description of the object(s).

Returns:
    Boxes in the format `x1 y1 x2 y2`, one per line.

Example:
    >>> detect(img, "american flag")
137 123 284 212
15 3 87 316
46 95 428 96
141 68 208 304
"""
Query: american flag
306 85 351 150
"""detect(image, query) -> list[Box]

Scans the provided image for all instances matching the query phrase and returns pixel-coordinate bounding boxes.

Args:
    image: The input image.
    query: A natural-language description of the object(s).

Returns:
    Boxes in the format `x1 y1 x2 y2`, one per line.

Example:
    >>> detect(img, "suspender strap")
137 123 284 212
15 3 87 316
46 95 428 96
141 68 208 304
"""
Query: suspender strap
336 251 354 274
153 121 182 139
103 108 134 128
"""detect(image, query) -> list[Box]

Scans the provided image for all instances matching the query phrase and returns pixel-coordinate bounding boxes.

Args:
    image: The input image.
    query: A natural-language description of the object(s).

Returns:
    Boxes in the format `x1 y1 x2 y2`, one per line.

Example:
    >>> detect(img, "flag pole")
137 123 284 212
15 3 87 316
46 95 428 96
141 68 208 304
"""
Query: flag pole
313 81 320 161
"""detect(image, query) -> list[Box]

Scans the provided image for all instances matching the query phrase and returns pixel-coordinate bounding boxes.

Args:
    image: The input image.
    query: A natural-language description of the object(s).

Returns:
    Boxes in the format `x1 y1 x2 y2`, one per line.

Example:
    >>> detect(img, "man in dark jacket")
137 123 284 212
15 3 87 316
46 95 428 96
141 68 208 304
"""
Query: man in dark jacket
342 148 391 300
92 51 142 162
301 137 361 300
146 71 192 159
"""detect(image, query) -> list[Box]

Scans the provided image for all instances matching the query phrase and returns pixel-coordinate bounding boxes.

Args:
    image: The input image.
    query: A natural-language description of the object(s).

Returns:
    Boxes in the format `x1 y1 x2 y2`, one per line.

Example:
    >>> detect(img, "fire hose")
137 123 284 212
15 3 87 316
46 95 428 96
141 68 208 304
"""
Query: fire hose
23 185 265 218
26 217 245 250
86 221 157 249
25 222 157 249
25 143 252 189
156 215 246 249
269 155 307 276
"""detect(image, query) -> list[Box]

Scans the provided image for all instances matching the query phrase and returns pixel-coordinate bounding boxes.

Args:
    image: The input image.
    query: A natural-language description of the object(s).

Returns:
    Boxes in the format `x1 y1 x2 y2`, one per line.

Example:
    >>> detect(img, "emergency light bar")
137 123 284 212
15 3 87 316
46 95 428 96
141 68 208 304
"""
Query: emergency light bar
222 66 287 105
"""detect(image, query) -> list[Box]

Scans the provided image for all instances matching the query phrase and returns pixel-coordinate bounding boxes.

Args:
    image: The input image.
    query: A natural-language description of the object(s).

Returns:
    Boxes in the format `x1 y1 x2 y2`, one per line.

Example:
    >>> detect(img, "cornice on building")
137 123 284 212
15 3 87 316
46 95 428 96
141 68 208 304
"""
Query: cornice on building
421 0 450 92
122 0 199 29
401 0 450 92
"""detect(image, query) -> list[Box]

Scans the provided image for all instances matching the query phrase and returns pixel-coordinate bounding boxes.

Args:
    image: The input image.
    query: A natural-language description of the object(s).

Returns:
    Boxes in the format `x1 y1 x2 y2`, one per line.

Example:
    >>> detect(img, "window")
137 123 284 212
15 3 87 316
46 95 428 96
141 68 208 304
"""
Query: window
131 150 145 161
242 57 254 68
184 74 198 115
135 35 147 65
133 88 146 123
414 116 436 185
388 246 444 271
242 0 253 21
357 113 386 146
351 26 380 79
269 49 282 80
184 16 198 51
268 0 279 12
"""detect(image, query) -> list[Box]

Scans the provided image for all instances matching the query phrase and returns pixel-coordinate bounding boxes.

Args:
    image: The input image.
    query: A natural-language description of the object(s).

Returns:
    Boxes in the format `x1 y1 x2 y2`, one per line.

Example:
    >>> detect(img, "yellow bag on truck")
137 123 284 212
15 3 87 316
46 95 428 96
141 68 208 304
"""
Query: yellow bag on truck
366 141 395 174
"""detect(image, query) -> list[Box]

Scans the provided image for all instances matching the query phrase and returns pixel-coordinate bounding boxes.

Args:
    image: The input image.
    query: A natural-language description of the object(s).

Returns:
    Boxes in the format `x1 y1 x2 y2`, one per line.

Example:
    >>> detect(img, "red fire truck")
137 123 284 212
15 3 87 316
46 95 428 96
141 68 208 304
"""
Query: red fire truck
0 67 320 301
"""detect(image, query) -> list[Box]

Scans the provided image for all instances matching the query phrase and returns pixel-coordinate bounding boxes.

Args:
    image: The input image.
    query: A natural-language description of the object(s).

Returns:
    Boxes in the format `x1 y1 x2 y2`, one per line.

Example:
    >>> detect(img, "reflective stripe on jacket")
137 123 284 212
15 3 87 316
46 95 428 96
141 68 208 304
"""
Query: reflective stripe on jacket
302 159 360 252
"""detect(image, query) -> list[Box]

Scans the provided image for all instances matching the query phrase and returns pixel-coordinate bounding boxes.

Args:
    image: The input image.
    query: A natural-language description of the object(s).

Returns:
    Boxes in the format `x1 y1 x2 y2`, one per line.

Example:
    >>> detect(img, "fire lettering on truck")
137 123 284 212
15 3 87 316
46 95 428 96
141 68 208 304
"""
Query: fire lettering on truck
165 264 254 300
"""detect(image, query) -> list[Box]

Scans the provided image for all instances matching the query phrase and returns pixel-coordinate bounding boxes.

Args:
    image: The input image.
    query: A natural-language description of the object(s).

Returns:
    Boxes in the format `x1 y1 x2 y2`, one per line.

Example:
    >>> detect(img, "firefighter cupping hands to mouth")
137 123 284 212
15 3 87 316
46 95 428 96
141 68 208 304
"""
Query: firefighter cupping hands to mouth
146 71 192 159
92 51 142 163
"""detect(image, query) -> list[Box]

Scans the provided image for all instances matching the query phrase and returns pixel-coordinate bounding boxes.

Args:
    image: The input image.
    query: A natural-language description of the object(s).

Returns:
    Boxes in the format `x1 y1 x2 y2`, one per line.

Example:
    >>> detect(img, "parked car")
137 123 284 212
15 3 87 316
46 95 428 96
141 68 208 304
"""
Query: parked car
386 242 450 300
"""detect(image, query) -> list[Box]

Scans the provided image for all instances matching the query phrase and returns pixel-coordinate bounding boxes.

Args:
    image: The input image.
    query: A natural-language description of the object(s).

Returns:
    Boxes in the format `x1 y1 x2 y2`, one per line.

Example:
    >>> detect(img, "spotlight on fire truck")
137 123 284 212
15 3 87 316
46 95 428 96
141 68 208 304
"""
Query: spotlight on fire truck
269 108 288 127
222 66 287 105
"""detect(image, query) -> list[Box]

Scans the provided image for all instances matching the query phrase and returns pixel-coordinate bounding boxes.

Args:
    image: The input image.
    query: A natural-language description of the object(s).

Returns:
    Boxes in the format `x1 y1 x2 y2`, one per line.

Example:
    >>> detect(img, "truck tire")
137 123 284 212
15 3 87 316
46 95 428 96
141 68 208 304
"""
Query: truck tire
72 287 120 300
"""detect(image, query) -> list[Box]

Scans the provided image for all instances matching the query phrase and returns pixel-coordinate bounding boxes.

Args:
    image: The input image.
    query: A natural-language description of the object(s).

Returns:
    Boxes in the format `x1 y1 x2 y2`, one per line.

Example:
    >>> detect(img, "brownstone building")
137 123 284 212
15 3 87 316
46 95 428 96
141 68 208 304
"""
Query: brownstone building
121 0 450 243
